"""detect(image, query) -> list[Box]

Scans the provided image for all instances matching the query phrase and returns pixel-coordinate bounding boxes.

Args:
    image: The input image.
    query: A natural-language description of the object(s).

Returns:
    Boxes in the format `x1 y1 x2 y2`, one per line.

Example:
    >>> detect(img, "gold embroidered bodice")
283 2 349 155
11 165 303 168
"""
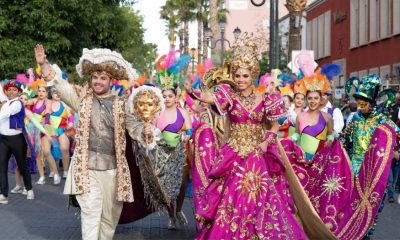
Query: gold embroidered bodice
227 122 265 157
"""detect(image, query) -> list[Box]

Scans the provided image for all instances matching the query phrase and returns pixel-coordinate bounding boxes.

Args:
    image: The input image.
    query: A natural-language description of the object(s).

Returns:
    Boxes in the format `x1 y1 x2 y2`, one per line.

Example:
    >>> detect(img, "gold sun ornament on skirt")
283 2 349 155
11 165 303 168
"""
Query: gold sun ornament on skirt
321 173 346 201
235 162 269 204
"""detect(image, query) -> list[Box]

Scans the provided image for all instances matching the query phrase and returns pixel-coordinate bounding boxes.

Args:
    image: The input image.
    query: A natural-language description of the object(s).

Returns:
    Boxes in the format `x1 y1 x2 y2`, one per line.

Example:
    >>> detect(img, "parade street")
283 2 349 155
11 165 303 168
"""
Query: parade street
0 177 196 240
0 176 398 240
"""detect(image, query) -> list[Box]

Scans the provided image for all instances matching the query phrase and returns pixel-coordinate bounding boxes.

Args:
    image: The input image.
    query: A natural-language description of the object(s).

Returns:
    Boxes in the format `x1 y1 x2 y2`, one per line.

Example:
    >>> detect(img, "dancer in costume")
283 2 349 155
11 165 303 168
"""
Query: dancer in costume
277 73 297 138
0 80 34 204
35 45 134 240
48 87 74 178
290 69 334 160
10 92 49 194
185 33 335 240
340 75 399 239
319 64 344 137
27 85 61 184
149 50 192 229
281 74 398 240
189 64 237 230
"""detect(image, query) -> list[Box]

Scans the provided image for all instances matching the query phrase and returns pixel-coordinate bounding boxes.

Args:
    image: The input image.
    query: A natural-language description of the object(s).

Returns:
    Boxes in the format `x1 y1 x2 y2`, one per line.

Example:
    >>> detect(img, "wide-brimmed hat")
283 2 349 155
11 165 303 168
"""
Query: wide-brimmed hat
76 48 138 82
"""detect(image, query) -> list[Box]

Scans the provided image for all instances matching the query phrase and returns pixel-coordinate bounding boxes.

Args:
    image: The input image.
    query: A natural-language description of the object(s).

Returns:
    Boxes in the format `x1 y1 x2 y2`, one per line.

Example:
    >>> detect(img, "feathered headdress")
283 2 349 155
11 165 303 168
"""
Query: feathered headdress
278 73 295 98
293 79 307 96
156 50 190 90
300 68 331 95
255 69 283 94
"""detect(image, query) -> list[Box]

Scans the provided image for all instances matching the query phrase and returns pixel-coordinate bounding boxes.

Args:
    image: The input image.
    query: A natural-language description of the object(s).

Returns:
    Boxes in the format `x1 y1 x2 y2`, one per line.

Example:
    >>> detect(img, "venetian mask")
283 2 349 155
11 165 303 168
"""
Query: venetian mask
133 90 160 122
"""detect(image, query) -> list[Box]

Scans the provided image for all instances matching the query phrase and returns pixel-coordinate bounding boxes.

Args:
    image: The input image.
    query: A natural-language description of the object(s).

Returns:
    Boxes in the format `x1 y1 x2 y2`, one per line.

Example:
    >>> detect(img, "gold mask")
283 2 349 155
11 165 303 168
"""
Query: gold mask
133 90 161 122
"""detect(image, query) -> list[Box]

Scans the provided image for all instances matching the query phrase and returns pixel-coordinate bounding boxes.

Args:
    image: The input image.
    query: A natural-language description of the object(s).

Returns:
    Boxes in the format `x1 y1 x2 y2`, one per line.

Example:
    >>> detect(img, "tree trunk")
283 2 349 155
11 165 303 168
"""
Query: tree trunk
179 24 184 52
184 20 189 54
286 0 307 60
202 20 209 59
169 25 175 50
197 3 203 63
210 0 218 54
288 13 302 60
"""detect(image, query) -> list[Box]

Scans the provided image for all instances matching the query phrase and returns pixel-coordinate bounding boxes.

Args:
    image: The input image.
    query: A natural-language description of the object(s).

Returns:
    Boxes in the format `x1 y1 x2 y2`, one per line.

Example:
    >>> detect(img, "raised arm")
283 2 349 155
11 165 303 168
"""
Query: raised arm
34 44 81 112
184 80 215 105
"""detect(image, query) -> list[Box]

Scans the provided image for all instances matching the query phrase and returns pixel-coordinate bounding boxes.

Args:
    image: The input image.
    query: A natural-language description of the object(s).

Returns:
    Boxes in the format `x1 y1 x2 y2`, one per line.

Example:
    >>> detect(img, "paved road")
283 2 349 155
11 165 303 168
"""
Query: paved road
0 174 399 240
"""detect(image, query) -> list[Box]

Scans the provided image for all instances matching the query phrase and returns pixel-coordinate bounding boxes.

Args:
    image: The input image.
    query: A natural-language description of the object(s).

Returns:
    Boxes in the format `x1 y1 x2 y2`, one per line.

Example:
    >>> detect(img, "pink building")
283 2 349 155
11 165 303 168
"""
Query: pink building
222 0 288 52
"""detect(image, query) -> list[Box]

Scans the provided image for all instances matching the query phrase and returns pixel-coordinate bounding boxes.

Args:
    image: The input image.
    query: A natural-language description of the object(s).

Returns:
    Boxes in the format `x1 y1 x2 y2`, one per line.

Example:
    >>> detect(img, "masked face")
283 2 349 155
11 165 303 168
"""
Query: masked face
134 91 159 122
356 98 371 114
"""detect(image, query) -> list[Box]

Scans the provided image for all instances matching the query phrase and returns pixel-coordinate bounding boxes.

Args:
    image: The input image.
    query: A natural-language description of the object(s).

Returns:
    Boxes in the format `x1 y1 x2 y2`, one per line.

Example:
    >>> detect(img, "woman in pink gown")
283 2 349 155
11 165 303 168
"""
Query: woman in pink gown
186 33 317 240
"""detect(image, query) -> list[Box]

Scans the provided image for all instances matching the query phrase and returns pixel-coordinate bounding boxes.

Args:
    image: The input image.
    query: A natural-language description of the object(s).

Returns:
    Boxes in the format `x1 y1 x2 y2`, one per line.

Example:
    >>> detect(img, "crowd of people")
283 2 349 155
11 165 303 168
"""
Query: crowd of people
0 33 399 240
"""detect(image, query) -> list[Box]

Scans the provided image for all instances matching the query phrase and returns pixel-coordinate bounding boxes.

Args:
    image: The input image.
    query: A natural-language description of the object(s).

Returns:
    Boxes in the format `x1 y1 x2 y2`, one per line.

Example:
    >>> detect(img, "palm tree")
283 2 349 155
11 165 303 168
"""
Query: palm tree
161 0 197 53
201 0 228 60
197 0 203 62
285 0 307 59
209 0 218 49
160 2 179 50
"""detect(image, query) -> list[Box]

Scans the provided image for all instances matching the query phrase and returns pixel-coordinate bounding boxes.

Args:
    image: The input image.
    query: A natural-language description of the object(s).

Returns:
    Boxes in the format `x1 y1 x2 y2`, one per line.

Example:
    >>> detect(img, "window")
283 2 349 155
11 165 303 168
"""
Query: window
380 65 391 82
306 20 312 50
369 67 379 75
369 0 379 41
359 0 368 45
393 63 400 83
349 71 359 78
305 11 331 59
317 14 324 59
350 0 359 47
380 0 391 38
393 0 400 34
324 11 331 56
312 18 318 55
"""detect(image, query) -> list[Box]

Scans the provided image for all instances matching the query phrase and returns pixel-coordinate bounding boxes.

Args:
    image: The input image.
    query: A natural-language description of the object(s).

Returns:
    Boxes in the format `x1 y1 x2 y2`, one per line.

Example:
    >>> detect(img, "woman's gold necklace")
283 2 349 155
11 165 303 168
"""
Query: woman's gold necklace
237 90 256 110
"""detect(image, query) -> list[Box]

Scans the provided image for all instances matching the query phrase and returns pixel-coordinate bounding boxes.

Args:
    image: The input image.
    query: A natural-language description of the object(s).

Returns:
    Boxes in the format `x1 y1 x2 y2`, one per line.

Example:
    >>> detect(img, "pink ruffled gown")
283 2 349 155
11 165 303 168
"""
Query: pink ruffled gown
193 84 308 240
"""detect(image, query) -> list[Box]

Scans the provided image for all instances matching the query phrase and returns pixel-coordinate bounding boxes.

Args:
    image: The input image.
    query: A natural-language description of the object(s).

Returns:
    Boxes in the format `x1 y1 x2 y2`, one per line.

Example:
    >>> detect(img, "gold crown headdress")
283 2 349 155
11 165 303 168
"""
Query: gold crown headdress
293 80 307 96
231 33 260 80
300 68 331 95
203 61 236 90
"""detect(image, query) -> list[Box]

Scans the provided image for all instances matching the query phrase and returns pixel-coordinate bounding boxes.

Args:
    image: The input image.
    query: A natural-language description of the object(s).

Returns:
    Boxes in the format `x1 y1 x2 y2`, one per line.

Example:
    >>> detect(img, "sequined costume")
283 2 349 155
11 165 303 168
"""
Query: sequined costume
194 84 310 240
153 108 186 201
282 74 398 240
343 112 398 175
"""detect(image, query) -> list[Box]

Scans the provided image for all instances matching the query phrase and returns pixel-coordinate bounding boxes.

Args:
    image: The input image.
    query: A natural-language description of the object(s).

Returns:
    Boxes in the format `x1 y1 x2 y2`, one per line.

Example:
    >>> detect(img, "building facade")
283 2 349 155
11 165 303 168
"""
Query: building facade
306 0 400 90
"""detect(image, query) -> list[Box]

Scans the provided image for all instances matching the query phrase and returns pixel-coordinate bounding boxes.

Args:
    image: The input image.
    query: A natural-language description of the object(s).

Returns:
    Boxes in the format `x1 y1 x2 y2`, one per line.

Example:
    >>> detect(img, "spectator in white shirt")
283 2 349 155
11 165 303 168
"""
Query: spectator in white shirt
0 80 34 204
320 92 344 138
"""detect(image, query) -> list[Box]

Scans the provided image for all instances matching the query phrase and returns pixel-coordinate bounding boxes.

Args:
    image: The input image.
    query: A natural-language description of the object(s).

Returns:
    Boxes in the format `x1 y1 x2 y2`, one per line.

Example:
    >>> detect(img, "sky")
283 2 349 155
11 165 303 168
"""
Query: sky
132 0 197 57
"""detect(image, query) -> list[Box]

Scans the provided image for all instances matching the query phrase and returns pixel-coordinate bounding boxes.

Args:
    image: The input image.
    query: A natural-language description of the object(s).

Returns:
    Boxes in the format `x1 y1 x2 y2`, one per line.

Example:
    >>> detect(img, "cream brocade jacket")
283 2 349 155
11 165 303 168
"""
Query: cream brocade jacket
51 74 134 203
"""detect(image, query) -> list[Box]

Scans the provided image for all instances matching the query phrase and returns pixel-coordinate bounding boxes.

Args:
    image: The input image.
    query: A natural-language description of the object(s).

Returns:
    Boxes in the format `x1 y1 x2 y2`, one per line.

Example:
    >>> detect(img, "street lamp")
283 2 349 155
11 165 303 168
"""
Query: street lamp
205 20 242 66
250 0 279 70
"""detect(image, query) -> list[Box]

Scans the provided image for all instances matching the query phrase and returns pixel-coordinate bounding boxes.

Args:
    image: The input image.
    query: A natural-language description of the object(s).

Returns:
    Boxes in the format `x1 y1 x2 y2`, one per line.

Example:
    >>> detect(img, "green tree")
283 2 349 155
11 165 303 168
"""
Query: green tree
0 0 155 83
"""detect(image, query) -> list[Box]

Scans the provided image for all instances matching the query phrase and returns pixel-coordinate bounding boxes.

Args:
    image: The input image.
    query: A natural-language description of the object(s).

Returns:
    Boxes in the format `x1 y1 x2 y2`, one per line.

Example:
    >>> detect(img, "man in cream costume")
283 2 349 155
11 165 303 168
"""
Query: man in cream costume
34 44 136 240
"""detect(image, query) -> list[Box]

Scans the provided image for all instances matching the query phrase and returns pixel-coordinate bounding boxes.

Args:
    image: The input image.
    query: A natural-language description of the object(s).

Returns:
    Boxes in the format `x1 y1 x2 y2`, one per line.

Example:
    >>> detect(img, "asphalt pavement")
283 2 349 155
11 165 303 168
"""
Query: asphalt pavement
0 174 399 240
